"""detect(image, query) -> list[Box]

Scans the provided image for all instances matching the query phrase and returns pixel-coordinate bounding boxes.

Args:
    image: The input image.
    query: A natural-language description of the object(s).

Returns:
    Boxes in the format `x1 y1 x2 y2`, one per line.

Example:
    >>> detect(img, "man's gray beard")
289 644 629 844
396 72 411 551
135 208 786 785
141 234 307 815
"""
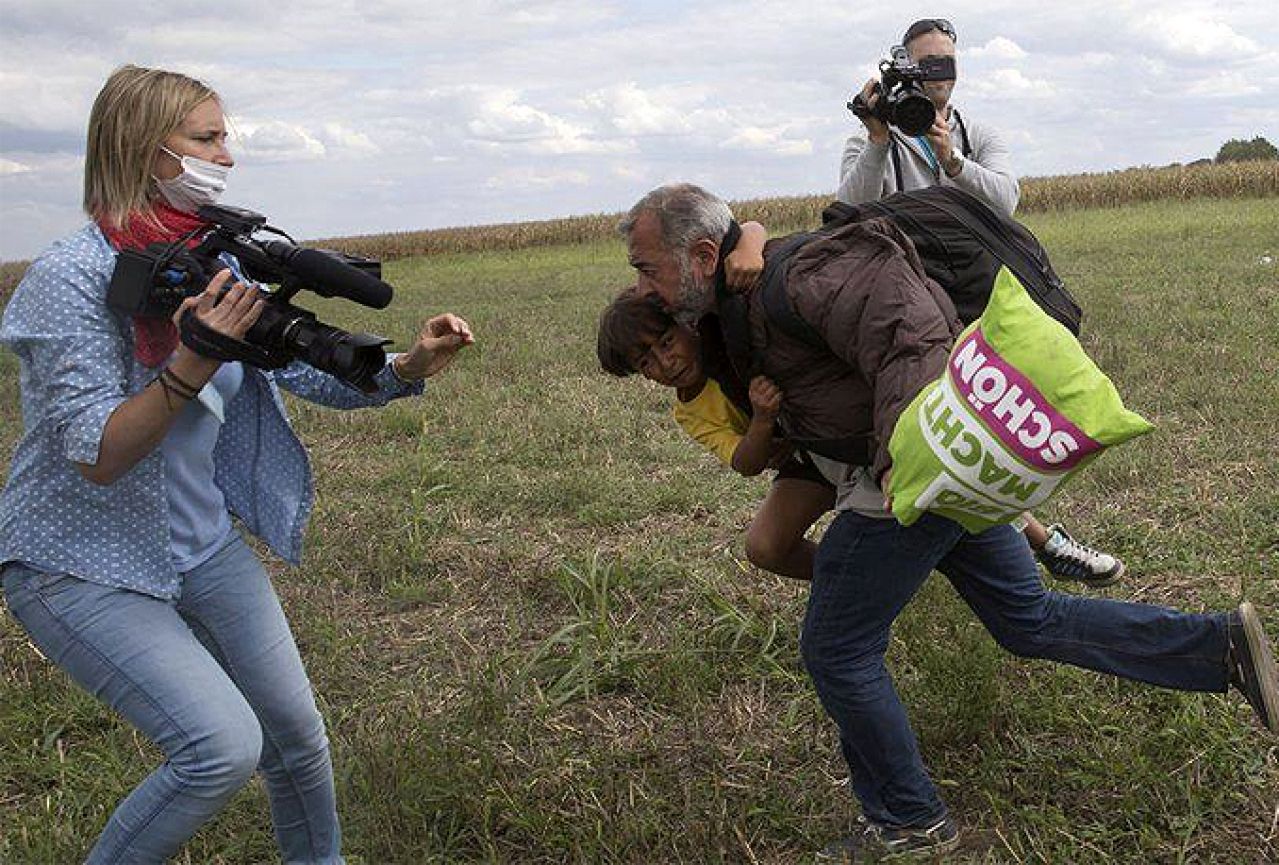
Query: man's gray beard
672 253 714 328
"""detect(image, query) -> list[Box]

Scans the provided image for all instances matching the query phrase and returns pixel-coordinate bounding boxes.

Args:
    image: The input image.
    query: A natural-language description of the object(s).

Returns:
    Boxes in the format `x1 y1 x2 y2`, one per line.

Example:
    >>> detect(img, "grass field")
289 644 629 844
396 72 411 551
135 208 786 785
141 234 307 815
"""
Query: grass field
1 196 1277 863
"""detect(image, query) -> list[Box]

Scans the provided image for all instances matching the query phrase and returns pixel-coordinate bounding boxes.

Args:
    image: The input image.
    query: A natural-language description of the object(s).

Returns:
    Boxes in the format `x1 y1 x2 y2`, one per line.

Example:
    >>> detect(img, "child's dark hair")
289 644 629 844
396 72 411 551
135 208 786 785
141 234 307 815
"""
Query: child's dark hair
596 286 675 377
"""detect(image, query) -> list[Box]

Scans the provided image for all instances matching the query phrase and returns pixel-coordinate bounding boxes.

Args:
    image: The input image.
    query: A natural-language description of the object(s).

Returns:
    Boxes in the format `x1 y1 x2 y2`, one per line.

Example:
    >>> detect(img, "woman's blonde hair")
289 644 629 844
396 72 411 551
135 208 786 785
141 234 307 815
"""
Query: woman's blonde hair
83 64 220 228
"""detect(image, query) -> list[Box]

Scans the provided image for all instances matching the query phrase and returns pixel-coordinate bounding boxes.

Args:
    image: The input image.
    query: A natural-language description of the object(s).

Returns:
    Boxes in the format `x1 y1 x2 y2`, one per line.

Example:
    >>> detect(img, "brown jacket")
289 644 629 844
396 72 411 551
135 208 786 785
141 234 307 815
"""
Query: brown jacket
741 218 961 480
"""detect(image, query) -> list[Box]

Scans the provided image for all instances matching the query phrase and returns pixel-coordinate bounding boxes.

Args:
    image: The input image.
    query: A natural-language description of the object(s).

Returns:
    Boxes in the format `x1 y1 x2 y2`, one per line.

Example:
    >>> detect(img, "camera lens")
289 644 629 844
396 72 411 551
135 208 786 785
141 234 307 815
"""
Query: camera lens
891 93 936 137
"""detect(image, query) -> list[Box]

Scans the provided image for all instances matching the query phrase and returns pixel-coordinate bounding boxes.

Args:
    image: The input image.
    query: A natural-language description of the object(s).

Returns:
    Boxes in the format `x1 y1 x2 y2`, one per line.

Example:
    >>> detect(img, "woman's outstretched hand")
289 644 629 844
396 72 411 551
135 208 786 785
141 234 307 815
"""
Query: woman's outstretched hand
392 313 475 381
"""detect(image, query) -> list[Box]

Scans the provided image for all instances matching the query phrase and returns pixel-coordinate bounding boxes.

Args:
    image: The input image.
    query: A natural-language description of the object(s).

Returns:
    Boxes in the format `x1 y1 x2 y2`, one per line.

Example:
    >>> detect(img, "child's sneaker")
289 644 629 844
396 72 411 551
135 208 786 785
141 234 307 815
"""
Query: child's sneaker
1036 524 1125 587
1228 602 1279 732
816 816 960 862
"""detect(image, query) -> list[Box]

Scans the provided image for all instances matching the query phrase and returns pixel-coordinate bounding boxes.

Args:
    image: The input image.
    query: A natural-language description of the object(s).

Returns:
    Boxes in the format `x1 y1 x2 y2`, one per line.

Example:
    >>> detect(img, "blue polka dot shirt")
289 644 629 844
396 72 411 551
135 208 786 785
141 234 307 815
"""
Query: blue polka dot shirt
0 223 423 599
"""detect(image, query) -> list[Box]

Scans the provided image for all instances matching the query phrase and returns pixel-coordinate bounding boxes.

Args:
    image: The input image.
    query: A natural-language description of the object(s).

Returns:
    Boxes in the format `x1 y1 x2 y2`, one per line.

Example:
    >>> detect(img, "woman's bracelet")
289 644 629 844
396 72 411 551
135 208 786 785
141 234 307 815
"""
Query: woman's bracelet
389 355 416 384
153 367 201 411
163 365 204 396
153 373 184 411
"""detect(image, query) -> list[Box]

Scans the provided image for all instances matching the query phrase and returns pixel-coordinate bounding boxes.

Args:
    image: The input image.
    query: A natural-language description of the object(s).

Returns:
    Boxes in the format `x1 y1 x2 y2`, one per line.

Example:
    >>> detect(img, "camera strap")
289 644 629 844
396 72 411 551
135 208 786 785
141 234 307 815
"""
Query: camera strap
178 309 288 370
890 137 905 193
952 108 972 157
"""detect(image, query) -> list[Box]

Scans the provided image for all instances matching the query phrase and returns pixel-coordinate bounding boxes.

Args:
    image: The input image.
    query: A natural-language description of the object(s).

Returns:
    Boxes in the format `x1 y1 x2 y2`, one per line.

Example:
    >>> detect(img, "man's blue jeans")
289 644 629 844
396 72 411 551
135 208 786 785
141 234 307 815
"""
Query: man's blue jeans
802 511 1231 830
3 535 343 864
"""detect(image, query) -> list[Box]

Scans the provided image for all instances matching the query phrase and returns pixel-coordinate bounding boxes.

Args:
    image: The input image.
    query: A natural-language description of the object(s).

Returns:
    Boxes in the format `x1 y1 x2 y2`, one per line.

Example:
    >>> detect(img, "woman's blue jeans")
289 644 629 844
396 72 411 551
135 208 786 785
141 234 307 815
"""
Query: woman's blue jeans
802 511 1231 830
3 535 343 864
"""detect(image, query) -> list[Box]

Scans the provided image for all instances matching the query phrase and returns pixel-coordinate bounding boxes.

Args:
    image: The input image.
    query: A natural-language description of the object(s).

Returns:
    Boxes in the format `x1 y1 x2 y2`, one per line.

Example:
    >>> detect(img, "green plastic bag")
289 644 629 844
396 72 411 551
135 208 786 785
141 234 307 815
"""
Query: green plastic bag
887 267 1153 532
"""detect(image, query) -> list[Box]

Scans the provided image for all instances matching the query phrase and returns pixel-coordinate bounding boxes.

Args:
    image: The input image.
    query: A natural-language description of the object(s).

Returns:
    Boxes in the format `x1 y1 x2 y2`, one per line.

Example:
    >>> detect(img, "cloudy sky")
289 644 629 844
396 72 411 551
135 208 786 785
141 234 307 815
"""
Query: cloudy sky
0 0 1275 261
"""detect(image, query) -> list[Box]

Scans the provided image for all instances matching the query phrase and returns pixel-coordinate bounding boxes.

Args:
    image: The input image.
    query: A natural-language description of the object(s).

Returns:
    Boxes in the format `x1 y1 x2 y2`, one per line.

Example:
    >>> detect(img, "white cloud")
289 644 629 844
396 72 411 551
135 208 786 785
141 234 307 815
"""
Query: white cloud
966 37 1028 61
466 89 627 155
0 158 33 175
0 63 102 132
319 123 382 157
582 83 694 137
967 68 1056 98
239 121 327 161
484 166 591 191
1075 52 1118 68
611 164 647 182
1136 12 1259 58
465 90 573 142
721 126 813 157
1185 70 1265 99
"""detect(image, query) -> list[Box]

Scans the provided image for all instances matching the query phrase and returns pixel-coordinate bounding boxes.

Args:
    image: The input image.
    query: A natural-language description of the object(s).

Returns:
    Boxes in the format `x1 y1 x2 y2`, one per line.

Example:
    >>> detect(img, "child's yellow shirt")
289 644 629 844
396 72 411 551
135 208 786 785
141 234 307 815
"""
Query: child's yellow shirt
671 378 748 469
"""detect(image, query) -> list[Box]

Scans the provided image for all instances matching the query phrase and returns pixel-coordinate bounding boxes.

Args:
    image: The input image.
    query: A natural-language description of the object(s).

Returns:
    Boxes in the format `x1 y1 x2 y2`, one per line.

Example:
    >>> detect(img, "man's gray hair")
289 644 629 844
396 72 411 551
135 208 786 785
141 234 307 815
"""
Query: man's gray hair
618 183 733 252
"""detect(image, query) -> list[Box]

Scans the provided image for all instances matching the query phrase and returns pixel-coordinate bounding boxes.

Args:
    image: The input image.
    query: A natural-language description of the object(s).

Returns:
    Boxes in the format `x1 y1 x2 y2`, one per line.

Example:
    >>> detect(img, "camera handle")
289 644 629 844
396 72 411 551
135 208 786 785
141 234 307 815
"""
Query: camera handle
847 80 888 123
178 309 290 370
847 90 872 120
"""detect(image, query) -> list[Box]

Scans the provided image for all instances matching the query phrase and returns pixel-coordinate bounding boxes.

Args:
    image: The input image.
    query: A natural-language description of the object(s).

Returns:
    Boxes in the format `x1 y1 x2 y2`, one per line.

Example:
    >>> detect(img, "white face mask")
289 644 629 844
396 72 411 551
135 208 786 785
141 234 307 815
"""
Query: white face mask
153 146 230 213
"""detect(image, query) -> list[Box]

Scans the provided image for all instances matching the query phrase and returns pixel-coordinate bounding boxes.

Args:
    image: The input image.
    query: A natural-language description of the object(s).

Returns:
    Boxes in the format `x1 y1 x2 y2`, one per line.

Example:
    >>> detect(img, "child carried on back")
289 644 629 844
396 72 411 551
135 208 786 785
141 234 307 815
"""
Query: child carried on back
598 288 834 580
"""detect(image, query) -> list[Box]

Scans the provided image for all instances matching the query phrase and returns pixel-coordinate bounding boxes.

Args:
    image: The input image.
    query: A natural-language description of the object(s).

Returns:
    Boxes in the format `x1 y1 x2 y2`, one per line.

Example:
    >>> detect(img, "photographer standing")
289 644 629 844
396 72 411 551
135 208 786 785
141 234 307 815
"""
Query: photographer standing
838 18 1020 216
0 65 472 864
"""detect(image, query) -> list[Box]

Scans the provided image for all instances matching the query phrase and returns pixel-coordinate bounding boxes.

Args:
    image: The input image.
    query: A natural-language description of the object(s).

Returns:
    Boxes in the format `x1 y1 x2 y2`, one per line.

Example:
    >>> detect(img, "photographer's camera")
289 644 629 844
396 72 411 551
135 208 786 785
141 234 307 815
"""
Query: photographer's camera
848 45 955 138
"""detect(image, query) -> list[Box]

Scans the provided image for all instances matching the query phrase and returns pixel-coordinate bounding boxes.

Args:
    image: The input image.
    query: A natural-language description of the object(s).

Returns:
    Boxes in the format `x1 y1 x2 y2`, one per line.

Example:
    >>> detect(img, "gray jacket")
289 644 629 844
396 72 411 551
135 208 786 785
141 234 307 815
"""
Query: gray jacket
837 107 1020 216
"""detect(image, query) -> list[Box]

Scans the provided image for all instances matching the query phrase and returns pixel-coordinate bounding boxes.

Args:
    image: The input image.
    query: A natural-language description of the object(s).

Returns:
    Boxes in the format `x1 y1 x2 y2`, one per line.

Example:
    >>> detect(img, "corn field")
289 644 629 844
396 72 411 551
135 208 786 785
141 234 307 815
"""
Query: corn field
318 159 1279 261
1019 160 1279 211
2 160 1276 298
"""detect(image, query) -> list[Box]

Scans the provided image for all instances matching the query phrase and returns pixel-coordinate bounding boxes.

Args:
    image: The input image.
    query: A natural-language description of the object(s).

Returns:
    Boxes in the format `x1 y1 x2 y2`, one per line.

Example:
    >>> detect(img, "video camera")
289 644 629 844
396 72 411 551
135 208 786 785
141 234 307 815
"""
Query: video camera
847 46 955 138
107 204 394 393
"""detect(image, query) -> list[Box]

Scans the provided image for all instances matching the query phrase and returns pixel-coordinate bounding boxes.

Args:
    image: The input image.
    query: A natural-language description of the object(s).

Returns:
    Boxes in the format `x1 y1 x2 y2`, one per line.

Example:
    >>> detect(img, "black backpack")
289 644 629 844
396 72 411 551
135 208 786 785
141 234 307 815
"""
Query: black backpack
755 185 1082 357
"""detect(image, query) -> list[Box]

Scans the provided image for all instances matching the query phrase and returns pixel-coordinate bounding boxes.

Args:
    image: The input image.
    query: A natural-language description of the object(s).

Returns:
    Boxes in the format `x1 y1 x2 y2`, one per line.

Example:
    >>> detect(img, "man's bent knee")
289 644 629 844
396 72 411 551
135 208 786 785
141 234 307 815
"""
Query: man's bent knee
801 626 890 685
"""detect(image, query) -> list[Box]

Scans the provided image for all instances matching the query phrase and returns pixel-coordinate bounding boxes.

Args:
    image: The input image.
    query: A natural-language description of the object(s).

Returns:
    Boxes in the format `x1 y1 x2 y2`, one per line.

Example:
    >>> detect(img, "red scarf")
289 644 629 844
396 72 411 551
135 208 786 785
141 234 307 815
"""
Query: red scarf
99 202 208 367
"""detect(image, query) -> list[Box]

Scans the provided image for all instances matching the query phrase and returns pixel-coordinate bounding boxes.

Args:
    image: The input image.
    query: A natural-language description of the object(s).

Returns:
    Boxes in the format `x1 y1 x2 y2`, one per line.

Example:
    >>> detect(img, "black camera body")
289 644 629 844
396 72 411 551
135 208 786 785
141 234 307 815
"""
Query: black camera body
848 46 955 137
107 205 395 394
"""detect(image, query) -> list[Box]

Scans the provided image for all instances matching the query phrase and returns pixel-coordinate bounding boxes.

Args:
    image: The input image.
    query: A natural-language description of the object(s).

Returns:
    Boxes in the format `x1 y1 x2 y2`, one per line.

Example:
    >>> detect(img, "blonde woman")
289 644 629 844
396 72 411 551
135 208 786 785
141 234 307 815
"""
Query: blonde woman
0 65 472 863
